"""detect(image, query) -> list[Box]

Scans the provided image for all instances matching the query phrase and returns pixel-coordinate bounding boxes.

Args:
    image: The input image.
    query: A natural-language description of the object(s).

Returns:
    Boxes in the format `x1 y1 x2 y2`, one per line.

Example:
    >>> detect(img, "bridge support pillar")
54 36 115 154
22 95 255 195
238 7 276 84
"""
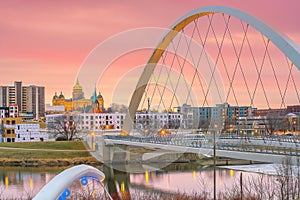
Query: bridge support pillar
102 143 114 163
102 141 130 164
111 144 130 164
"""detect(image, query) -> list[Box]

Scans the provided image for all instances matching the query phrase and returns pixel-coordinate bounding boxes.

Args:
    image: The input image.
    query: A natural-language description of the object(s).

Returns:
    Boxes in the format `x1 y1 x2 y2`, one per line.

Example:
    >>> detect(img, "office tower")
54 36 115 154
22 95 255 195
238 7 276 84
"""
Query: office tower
0 81 45 119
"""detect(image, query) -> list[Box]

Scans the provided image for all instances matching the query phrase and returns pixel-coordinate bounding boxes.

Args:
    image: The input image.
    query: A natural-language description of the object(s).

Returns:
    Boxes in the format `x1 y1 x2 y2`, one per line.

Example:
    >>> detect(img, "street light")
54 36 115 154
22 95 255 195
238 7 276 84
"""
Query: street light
91 132 95 151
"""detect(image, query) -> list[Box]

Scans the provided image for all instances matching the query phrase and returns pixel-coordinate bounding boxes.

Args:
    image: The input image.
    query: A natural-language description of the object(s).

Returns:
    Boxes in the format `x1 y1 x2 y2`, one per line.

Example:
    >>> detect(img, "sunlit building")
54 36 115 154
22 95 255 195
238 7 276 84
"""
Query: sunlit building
51 79 104 113
1 117 21 142
52 92 73 112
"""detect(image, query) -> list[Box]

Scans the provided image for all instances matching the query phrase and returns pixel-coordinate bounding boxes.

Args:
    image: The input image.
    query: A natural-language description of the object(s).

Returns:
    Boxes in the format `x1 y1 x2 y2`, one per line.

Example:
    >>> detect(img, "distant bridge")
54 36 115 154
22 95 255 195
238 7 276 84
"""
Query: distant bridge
100 134 300 165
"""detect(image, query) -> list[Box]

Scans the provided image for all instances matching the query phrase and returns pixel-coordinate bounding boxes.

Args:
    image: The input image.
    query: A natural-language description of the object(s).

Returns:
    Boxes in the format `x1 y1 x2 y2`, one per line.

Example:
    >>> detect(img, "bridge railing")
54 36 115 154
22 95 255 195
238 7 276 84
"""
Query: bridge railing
104 135 300 156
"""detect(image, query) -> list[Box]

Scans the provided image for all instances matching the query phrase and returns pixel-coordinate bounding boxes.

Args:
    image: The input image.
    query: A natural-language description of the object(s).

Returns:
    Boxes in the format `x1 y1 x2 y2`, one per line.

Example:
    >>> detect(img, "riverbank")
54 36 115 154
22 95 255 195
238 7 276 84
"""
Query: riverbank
0 141 101 166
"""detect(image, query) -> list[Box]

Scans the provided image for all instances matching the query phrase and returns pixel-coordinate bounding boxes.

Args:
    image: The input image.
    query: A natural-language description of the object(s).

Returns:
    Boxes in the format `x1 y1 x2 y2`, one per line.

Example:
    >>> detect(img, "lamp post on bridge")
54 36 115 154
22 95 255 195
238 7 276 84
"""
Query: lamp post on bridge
213 124 217 200
91 132 95 152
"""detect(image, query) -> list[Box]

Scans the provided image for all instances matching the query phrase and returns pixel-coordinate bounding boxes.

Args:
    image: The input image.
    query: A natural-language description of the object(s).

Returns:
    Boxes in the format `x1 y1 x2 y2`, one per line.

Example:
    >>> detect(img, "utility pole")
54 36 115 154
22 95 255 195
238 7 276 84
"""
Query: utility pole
240 172 243 200
214 129 216 200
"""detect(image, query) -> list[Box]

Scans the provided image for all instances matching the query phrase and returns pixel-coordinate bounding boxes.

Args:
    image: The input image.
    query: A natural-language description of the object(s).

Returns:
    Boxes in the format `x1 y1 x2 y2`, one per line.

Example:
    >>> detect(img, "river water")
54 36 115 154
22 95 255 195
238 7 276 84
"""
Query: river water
0 163 280 199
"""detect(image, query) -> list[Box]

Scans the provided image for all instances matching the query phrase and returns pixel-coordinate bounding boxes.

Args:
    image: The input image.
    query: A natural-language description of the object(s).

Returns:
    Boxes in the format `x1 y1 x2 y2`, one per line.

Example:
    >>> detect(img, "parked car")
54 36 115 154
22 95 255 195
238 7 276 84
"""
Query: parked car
55 136 67 141
284 133 294 137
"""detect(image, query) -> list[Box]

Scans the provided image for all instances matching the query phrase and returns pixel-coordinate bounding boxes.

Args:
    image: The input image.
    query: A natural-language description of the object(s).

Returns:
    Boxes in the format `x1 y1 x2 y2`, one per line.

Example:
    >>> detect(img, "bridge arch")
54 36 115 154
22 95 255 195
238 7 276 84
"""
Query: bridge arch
33 165 107 200
122 5 300 134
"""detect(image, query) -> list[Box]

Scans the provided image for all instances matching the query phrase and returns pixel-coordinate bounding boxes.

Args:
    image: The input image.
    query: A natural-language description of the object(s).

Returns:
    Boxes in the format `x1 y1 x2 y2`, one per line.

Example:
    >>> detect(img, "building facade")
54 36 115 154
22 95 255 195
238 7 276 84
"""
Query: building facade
15 123 47 142
1 117 22 142
0 81 45 119
1 117 47 142
52 79 104 112
46 112 182 133
177 103 254 132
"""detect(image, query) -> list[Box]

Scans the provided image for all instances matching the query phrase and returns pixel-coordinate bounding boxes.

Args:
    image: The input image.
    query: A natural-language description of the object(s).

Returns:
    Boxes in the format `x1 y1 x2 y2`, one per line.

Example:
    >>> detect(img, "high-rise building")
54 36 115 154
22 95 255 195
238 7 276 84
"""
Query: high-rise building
26 86 45 119
0 81 45 119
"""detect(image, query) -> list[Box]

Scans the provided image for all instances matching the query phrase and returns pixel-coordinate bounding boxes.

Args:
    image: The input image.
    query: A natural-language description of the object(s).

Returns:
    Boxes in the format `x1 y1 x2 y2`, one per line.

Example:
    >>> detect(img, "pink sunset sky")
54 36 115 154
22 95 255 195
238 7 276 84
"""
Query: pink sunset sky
1 0 300 106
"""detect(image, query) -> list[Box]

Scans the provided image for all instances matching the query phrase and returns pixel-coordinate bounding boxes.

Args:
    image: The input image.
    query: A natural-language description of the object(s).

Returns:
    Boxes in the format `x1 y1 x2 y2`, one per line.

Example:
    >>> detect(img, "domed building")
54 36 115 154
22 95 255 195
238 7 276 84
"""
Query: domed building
72 79 84 101
72 79 91 111
51 79 105 113
58 92 65 104
52 92 73 112
52 92 59 105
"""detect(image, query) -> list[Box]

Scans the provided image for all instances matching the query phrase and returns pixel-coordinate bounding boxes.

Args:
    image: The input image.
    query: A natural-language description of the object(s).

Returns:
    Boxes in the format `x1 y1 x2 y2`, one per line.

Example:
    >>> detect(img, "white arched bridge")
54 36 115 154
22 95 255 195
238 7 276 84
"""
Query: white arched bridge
35 5 300 199
103 5 300 166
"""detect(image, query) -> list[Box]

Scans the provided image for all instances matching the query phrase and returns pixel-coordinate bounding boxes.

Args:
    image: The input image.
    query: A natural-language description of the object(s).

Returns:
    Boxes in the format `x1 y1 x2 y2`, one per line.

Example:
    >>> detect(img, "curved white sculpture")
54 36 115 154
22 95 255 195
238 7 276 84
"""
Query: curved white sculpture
122 5 300 134
33 164 108 200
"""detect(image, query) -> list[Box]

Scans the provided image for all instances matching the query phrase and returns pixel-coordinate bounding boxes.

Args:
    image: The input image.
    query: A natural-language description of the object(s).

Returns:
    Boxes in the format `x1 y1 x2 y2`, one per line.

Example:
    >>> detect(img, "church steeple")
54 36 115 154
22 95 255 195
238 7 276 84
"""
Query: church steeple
92 87 98 103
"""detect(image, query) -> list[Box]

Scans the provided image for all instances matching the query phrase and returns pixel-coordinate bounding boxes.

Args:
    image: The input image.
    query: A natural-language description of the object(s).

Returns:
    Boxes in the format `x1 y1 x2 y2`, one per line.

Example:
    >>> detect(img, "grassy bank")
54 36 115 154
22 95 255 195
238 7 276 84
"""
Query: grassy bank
0 141 100 166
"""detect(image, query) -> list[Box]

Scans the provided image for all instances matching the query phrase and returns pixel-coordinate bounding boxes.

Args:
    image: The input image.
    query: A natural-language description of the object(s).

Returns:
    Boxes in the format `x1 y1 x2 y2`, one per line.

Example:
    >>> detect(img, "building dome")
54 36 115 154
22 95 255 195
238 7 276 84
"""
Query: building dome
73 79 82 90
58 92 65 99
52 92 58 101
97 92 103 99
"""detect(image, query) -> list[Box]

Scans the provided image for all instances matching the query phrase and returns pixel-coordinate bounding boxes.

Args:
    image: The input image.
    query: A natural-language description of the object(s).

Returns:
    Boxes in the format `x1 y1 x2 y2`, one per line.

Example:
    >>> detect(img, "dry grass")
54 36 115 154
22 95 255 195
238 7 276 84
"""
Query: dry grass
0 141 95 160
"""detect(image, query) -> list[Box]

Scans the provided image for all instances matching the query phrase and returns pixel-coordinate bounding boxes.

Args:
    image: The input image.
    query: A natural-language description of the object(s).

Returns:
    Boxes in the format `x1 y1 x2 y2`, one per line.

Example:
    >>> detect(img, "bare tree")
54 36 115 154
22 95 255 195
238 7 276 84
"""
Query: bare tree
110 103 128 113
265 111 285 135
275 157 300 200
47 114 80 140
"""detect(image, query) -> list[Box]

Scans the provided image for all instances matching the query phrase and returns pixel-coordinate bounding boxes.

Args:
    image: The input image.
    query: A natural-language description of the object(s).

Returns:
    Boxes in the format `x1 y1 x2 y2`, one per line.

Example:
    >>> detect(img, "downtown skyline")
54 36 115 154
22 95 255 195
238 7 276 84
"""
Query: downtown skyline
1 0 300 106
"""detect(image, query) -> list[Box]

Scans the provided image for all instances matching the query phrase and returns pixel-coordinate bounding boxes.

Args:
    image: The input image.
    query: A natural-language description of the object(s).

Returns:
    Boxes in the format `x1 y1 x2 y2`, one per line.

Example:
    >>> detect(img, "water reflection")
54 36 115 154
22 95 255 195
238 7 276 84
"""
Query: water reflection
103 163 242 198
0 163 255 199
0 167 62 199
